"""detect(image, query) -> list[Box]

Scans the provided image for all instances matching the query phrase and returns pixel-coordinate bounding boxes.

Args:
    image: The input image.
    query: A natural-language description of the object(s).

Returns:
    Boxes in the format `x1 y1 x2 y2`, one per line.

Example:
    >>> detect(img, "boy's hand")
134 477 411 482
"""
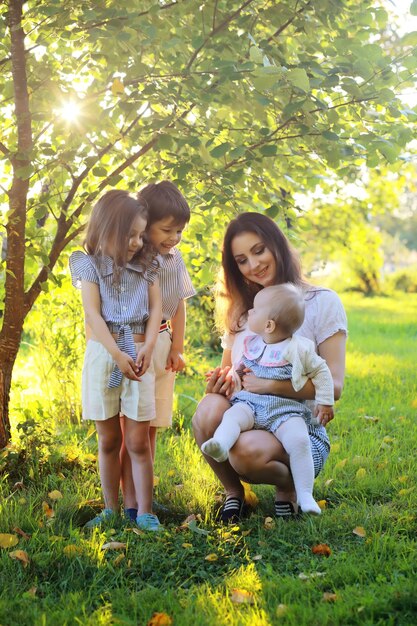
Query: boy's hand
166 349 186 372
115 350 141 381
315 404 334 426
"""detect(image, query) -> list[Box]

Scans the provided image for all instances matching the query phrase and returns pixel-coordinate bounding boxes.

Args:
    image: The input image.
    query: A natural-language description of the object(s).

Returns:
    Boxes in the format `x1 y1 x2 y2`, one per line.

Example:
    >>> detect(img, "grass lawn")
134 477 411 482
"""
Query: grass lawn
1 292 417 625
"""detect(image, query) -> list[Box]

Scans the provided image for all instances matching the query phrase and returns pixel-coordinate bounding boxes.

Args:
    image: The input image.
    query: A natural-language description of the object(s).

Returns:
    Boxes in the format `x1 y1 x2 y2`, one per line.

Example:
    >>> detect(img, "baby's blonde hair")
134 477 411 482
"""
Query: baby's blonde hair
258 283 305 336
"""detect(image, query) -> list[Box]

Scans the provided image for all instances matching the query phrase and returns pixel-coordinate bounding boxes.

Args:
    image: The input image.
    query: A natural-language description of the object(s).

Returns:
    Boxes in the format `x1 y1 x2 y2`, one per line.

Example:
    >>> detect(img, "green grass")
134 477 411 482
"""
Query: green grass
1 293 417 625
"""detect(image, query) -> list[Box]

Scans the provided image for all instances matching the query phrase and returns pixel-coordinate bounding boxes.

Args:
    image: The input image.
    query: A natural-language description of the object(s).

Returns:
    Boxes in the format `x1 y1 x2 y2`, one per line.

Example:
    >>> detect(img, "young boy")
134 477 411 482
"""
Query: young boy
121 180 196 521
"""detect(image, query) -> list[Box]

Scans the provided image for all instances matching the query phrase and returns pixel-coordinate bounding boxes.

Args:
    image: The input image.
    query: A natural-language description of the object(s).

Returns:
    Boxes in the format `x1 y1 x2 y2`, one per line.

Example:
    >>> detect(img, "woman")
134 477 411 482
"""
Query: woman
192 212 347 522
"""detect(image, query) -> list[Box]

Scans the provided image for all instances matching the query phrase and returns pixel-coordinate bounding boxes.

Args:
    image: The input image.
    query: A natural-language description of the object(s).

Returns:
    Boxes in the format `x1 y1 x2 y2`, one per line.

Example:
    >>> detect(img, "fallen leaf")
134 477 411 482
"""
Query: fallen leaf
355 468 367 479
42 501 54 518
335 458 347 470
411 398 417 408
383 436 395 444
322 592 338 602
18 497 27 505
113 553 125 566
48 490 63 501
27 586 37 596
324 479 334 488
252 554 262 561
299 571 326 580
398 475 408 483
153 475 160 487
13 481 25 490
352 526 366 538
63 544 82 557
318 500 327 510
0 533 19 549
182 543 193 549
312 543 332 557
204 553 218 561
242 482 259 507
12 527 31 540
241 529 252 537
276 604 288 617
131 527 144 536
398 487 414 496
362 415 379 422
101 541 126 551
9 549 29 567
147 612 173 626
264 516 275 529
230 588 255 604
167 469 176 477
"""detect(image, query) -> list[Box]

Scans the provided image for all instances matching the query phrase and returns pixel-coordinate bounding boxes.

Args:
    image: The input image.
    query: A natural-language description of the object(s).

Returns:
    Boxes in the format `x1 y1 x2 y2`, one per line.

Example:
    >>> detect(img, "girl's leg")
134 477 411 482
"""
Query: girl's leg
123 418 153 515
192 394 246 501
201 403 255 462
274 418 321 515
95 415 123 511
120 422 158 517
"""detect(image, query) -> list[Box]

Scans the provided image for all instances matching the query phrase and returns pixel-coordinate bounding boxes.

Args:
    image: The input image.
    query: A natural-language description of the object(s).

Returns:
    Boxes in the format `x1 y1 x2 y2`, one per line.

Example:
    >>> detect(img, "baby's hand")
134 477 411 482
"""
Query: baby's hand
315 404 334 426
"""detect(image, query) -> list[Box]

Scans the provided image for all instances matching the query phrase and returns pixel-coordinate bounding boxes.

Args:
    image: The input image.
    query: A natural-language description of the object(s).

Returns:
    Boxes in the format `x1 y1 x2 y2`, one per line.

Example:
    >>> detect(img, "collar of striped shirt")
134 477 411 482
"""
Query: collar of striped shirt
97 255 146 276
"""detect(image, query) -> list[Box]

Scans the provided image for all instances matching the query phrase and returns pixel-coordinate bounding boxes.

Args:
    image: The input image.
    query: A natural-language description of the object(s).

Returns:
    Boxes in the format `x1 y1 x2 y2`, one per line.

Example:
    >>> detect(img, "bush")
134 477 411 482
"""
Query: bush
384 265 417 293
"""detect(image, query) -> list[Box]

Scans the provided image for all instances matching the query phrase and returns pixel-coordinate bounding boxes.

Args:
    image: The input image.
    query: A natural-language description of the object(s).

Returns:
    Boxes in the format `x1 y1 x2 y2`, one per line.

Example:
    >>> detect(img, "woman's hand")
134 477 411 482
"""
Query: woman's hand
205 366 234 397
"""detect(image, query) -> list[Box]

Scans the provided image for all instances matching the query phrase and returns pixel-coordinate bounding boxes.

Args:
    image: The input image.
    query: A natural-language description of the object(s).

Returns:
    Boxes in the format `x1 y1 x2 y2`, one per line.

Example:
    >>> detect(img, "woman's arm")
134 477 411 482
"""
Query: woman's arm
242 331 347 403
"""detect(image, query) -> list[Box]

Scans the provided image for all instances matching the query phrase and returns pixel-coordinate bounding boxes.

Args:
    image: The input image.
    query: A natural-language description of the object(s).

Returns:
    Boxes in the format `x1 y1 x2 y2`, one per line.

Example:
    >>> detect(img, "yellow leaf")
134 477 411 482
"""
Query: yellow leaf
411 398 417 408
264 516 275 530
322 592 338 602
355 468 367 479
167 469 176 477
230 588 255 604
352 526 366 537
63 544 81 557
398 475 408 484
111 78 125 96
113 553 125 566
241 529 252 537
331 443 340 453
318 500 327 510
182 543 193 549
18 498 27 505
48 490 63 501
0 533 19 549
242 482 259 507
324 479 334 488
147 612 173 626
9 549 29 567
42 501 54 518
204 553 218 561
101 541 126 551
153 475 160 487
335 458 347 470
398 487 414 496
383 436 395 444
276 604 288 617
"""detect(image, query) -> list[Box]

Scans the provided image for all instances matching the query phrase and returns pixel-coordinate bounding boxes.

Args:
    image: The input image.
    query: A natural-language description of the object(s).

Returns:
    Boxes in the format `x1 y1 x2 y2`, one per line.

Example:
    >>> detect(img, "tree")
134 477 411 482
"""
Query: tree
1 0 416 446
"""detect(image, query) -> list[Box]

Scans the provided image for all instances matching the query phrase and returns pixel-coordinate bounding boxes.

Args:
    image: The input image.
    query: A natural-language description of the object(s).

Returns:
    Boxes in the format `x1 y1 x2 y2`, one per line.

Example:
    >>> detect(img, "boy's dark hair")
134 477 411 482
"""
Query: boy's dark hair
137 180 190 225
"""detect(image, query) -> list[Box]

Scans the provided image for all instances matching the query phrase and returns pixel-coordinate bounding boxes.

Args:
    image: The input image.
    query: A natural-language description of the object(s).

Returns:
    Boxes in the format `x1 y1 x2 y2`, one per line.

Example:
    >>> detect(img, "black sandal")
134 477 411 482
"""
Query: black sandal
274 500 301 519
217 497 250 524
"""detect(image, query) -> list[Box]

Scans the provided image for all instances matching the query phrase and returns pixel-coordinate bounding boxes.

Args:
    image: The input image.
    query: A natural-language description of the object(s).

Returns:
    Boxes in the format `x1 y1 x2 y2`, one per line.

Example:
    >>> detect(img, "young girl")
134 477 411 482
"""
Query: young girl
201 283 334 515
69 190 162 531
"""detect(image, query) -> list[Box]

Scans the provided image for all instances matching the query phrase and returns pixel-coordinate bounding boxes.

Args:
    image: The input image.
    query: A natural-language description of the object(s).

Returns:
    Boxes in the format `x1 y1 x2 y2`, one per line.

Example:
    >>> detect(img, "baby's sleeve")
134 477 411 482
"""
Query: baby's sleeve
69 251 99 288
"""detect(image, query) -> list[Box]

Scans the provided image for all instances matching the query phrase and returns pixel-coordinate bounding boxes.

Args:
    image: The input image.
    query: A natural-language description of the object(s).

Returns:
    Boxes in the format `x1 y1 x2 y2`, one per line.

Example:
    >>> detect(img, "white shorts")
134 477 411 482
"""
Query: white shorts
82 340 156 422
146 329 176 428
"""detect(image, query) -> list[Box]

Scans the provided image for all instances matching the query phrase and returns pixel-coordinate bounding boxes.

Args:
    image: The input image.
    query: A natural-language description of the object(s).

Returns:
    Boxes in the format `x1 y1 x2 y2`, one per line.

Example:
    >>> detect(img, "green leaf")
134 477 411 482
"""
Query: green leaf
322 130 339 141
188 520 210 536
92 167 108 177
259 144 277 156
15 165 34 180
287 68 310 92
411 1 417 17
401 31 417 47
249 46 263 64
209 142 231 159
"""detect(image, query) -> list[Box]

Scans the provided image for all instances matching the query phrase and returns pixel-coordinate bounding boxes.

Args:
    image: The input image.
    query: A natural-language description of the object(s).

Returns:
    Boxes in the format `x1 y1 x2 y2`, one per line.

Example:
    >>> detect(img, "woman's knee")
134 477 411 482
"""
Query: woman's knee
192 394 230 441
230 431 287 476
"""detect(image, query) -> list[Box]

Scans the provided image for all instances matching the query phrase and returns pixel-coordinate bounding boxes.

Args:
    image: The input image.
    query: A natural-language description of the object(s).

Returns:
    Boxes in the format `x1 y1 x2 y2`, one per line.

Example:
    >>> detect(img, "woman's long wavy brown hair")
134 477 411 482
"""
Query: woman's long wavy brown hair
217 212 307 334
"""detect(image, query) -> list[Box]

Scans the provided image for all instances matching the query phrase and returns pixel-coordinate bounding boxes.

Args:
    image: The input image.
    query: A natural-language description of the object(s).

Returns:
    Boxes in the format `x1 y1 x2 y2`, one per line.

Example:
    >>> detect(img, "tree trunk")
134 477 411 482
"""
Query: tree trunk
0 342 20 449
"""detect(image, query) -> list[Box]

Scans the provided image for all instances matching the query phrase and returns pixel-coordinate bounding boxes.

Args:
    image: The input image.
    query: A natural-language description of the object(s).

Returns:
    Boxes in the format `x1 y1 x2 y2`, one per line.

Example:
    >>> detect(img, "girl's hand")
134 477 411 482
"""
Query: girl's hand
241 369 277 394
315 404 334 426
115 351 141 381
205 366 234 397
135 345 153 377
166 349 186 372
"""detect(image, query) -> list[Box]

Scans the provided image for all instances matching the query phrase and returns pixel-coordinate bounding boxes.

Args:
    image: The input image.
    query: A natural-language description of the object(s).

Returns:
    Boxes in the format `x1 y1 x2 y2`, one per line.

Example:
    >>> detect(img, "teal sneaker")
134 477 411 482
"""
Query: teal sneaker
136 513 162 531
85 508 116 528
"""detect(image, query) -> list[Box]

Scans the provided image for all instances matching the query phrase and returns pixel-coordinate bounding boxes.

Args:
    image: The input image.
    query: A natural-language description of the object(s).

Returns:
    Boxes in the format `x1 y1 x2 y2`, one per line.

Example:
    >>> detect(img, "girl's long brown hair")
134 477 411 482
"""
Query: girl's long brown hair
218 212 306 333
84 189 155 277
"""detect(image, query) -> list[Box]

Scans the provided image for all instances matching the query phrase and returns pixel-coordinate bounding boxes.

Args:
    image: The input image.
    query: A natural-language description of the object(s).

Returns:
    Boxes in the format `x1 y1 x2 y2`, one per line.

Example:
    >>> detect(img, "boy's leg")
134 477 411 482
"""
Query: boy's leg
123 418 154 516
274 417 321 515
95 415 123 511
120 415 138 518
201 403 255 462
